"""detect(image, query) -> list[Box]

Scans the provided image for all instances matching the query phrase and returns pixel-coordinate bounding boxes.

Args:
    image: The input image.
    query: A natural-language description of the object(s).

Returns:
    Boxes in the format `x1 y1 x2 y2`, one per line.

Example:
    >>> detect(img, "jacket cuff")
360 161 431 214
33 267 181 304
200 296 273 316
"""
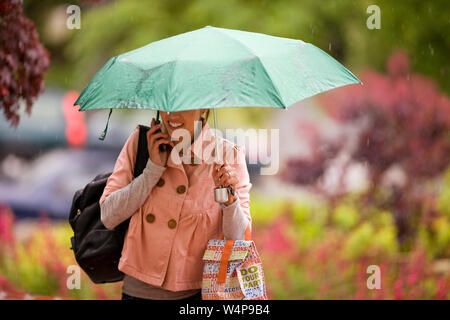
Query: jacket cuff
220 196 240 209
144 157 166 175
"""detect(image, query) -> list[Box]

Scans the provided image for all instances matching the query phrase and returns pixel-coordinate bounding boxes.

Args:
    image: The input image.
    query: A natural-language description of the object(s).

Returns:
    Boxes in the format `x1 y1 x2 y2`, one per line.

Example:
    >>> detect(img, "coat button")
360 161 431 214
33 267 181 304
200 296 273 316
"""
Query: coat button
176 185 186 194
168 219 177 229
146 213 155 223
156 178 165 187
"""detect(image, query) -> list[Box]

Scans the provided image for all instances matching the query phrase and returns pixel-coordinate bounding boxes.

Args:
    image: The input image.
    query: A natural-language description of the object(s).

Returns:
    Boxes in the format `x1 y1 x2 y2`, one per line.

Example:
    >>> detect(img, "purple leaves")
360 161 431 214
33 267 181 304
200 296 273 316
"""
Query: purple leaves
0 0 50 127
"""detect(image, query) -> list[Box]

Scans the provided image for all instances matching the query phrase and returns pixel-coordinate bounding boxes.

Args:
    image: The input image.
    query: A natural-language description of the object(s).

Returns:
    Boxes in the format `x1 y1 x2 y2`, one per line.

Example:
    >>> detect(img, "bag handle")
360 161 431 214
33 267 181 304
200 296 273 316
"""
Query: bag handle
217 240 235 284
114 125 150 231
216 221 252 284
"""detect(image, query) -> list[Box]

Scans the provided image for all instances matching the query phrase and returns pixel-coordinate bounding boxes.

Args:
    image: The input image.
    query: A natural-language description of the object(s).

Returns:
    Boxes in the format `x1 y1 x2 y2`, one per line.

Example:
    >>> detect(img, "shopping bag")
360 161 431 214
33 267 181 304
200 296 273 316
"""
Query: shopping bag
201 235 268 300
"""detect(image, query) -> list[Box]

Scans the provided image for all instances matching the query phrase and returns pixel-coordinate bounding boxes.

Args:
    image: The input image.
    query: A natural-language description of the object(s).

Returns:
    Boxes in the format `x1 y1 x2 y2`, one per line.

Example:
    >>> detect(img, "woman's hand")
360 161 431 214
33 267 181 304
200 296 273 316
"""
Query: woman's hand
147 118 173 167
213 161 238 206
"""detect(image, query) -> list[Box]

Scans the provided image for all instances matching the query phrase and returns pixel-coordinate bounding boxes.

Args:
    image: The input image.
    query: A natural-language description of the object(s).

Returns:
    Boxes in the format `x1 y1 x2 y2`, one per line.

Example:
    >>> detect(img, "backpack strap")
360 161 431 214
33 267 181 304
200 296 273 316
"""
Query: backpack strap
133 125 150 178
111 125 150 233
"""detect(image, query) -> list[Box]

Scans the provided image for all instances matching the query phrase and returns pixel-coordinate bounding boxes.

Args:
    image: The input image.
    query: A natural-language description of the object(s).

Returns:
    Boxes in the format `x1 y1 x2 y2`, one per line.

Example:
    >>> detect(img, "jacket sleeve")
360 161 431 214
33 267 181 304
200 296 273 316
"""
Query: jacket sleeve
99 126 140 207
222 144 252 240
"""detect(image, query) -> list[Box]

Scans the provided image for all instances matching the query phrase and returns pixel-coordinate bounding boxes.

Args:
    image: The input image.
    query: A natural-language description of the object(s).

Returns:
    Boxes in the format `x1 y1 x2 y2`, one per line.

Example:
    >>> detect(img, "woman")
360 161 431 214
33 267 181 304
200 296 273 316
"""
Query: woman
99 108 252 300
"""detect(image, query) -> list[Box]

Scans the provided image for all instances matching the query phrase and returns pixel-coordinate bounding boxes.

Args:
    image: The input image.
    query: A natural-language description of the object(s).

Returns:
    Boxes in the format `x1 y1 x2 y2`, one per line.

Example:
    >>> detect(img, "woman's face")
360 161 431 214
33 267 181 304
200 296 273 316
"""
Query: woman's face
160 109 207 145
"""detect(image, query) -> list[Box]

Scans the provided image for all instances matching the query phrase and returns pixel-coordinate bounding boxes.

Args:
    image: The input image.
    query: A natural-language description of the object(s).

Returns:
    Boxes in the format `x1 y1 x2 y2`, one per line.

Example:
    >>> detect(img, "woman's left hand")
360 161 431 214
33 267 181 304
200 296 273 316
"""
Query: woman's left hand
213 161 238 206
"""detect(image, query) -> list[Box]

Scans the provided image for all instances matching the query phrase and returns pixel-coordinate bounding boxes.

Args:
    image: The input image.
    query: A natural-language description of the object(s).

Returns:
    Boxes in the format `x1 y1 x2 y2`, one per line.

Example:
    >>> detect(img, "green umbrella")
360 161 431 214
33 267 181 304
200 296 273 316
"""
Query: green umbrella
74 25 361 143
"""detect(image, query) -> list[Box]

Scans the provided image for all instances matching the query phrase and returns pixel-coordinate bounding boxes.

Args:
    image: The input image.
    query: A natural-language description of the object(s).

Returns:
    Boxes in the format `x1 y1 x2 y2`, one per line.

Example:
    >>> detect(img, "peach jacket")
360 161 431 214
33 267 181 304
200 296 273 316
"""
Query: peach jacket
99 123 252 291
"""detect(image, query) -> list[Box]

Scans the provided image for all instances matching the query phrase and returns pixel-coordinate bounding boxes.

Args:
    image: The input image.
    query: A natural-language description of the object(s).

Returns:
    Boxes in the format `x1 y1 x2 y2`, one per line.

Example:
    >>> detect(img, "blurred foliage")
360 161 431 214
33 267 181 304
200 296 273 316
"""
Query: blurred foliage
255 165 449 299
437 169 450 219
333 203 360 230
249 192 288 225
283 50 450 252
0 203 121 299
0 221 121 298
1 181 449 299
252 188 449 299
0 0 50 127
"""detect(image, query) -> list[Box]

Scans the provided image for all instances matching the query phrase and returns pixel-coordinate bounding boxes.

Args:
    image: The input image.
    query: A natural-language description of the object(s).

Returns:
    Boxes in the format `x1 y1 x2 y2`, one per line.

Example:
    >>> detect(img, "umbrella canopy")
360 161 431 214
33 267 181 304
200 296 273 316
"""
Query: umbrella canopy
74 25 361 114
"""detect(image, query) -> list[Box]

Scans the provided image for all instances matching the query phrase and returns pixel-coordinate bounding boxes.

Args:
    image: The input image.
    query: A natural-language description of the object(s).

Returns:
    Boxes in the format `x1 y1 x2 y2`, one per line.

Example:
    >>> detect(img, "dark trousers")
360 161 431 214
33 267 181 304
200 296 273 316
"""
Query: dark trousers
121 290 202 301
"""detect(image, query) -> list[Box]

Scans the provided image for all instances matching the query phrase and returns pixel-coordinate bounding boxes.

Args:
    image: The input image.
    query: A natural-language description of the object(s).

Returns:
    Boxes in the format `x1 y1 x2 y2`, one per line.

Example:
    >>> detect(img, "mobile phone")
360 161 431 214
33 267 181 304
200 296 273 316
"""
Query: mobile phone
155 110 169 152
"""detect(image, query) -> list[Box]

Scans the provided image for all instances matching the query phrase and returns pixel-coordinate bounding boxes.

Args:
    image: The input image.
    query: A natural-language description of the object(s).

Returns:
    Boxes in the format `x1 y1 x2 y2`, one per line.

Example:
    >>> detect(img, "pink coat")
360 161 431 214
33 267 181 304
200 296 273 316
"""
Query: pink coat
99 122 252 291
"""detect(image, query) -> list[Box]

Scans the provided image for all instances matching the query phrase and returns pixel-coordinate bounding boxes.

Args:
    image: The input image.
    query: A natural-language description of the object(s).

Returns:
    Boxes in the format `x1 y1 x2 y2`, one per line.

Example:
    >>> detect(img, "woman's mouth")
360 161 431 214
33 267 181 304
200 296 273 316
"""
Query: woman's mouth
168 120 184 129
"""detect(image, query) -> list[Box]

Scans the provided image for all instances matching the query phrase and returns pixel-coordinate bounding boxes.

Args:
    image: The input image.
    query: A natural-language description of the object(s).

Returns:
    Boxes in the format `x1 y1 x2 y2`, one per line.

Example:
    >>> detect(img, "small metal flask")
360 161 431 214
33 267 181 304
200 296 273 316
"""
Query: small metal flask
214 187 229 203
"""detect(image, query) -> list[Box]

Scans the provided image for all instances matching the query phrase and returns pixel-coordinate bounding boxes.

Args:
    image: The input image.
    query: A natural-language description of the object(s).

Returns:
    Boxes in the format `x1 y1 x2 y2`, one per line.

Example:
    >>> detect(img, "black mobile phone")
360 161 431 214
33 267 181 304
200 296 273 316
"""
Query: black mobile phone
155 110 170 152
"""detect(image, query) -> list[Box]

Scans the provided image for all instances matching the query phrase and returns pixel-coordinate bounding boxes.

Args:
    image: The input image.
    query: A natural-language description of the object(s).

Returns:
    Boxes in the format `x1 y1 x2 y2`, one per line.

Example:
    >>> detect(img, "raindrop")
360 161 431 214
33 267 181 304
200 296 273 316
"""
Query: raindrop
428 44 434 56
329 43 332 51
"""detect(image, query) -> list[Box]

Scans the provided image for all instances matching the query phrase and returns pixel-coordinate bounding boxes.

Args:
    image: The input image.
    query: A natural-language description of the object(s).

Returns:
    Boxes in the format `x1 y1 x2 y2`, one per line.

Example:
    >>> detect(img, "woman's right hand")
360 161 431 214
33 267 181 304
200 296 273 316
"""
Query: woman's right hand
147 118 173 167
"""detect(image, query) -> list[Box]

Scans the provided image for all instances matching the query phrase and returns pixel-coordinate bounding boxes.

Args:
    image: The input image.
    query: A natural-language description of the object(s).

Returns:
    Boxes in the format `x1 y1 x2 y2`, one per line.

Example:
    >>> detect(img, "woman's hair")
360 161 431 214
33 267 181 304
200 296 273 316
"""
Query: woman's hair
202 109 210 125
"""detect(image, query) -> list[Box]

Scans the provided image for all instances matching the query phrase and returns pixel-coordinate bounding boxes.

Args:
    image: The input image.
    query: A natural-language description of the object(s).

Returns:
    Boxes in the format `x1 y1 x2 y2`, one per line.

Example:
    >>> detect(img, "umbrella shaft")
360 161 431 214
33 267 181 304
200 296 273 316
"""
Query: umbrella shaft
213 107 219 163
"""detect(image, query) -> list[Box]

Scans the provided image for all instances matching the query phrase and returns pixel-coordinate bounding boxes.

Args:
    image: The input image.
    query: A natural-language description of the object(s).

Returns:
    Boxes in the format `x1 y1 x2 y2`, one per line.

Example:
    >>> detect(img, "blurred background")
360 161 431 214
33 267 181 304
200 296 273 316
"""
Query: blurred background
0 0 449 299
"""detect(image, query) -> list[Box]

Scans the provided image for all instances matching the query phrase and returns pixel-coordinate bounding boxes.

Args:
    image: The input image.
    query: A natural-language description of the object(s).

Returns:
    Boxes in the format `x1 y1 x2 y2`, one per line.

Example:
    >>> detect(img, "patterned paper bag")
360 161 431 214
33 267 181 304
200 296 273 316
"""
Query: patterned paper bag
202 239 268 300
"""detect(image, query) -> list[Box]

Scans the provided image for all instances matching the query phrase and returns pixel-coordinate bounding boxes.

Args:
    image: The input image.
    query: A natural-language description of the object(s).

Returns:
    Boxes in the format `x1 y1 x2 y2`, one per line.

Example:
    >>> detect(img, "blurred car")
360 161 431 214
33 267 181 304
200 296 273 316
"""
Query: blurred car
0 148 118 220
0 87 153 161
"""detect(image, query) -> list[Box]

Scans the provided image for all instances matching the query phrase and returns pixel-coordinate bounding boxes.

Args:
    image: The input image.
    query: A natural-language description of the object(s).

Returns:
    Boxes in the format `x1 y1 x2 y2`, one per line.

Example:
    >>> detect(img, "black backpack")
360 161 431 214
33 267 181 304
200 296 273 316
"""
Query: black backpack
69 125 150 283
